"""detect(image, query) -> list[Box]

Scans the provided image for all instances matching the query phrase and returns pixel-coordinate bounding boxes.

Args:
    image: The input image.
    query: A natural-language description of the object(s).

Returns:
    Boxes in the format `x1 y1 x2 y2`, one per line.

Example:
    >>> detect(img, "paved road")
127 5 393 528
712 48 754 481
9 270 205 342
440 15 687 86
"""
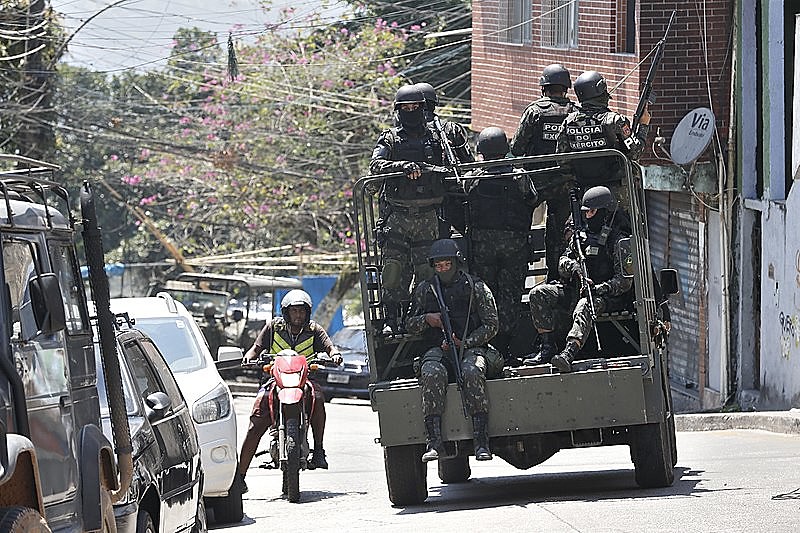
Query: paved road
212 396 800 532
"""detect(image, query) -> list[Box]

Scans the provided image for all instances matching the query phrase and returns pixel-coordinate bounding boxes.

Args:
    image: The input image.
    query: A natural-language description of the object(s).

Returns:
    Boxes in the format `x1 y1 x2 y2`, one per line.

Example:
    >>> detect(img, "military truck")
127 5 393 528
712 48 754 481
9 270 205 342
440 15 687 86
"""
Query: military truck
353 149 679 505
0 155 132 530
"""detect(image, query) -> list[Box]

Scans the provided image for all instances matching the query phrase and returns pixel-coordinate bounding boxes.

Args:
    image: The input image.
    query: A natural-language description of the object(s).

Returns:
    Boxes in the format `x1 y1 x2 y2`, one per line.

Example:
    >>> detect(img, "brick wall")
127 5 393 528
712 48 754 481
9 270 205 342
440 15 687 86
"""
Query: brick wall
472 0 733 164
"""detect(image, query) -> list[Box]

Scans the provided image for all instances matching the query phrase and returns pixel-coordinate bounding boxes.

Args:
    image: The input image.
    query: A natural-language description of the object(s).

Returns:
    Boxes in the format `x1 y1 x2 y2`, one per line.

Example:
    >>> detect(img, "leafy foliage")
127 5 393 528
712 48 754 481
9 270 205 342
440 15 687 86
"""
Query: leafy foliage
53 10 412 266
0 0 66 159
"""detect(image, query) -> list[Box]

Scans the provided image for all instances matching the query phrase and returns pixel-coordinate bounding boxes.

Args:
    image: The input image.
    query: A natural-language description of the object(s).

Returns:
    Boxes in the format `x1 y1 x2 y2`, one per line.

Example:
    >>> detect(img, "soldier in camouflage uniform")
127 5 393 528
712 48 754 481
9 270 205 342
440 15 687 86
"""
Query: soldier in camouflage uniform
510 64 577 281
405 239 499 462
555 70 651 208
464 127 537 359
413 82 475 235
528 186 633 372
369 85 447 332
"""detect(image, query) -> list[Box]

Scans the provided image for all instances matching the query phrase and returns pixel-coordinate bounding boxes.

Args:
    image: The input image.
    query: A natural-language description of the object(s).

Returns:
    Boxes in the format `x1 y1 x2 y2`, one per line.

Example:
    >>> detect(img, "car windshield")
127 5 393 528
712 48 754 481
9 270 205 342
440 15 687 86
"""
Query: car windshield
95 344 138 416
133 317 207 373
331 327 367 352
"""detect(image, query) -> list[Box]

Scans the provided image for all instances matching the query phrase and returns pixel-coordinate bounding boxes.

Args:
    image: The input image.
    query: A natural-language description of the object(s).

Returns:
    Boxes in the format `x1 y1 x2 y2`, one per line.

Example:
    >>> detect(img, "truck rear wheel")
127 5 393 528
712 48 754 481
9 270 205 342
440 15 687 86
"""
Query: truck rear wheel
438 456 471 484
0 507 51 532
631 422 675 488
384 444 427 506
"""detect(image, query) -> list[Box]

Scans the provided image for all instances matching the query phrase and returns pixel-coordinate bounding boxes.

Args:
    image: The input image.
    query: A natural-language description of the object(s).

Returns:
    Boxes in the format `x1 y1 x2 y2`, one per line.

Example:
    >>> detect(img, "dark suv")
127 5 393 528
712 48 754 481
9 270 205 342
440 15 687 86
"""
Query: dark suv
96 325 205 533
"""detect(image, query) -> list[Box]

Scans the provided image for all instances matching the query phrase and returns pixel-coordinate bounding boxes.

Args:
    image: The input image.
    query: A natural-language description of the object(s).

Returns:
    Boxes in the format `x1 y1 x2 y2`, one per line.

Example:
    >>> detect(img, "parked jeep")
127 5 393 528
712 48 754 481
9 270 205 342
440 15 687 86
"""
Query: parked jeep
0 155 132 530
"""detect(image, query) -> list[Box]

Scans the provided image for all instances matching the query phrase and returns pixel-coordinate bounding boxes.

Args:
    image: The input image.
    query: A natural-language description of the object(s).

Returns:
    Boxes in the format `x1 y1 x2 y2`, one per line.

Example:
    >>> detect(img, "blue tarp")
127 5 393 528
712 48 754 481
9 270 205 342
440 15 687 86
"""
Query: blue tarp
276 275 344 336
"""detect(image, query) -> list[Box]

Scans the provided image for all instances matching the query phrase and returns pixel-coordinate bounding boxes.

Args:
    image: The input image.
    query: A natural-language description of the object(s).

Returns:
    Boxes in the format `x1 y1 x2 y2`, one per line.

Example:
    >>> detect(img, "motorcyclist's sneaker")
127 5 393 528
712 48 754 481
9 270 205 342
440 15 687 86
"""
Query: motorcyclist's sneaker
308 448 329 470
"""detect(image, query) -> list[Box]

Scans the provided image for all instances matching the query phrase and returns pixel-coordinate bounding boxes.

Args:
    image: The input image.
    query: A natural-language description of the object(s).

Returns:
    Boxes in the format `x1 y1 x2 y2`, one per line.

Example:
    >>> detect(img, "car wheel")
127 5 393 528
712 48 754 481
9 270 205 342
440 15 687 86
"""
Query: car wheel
0 507 52 532
213 471 244 524
136 510 156 533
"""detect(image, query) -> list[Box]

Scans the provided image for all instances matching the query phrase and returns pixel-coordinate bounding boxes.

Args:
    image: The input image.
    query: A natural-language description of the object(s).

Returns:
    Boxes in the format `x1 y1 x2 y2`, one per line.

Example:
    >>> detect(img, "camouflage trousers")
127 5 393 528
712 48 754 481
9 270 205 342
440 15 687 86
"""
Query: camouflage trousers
419 347 488 417
470 229 531 350
532 178 574 282
380 208 438 316
528 281 610 347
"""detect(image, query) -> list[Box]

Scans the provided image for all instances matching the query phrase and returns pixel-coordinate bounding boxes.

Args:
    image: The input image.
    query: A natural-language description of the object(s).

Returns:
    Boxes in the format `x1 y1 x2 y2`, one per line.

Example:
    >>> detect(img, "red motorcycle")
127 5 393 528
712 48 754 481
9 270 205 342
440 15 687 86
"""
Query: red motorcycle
252 349 330 502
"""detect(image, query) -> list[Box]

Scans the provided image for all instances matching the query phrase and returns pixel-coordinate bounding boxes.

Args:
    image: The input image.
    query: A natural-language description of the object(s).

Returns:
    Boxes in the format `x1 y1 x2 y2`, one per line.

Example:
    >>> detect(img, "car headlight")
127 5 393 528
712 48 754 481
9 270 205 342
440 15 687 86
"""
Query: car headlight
192 384 231 424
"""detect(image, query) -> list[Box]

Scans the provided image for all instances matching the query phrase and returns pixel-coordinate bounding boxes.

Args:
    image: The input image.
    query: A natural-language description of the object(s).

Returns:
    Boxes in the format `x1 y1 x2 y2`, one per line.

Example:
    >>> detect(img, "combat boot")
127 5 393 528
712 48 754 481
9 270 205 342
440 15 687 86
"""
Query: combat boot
551 340 579 373
421 415 445 462
472 412 492 461
523 332 557 365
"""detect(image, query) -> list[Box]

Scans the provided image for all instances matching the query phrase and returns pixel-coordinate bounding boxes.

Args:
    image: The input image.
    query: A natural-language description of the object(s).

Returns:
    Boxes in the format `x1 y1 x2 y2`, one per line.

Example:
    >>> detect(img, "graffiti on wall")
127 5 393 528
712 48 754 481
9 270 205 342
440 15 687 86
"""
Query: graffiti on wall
779 311 800 359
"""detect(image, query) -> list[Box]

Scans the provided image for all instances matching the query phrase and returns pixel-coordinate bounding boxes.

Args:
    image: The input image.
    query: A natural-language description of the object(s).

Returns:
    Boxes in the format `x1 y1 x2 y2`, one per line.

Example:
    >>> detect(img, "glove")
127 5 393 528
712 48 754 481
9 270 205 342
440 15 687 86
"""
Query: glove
402 162 421 178
594 283 609 297
331 352 343 365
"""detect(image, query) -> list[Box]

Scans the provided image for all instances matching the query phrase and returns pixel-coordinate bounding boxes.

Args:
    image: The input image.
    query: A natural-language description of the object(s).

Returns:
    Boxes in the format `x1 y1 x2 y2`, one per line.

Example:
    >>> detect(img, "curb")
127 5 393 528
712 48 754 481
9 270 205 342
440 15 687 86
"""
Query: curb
675 410 800 435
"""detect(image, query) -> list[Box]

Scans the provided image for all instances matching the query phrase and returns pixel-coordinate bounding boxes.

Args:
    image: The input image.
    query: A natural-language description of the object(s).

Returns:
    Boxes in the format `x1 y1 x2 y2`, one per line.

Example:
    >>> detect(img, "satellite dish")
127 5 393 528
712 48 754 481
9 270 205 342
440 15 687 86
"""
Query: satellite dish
669 107 716 165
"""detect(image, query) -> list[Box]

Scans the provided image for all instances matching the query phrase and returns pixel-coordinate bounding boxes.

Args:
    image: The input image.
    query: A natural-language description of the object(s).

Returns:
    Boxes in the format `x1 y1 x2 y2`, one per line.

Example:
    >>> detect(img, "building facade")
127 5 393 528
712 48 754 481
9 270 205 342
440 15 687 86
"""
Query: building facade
471 0 735 410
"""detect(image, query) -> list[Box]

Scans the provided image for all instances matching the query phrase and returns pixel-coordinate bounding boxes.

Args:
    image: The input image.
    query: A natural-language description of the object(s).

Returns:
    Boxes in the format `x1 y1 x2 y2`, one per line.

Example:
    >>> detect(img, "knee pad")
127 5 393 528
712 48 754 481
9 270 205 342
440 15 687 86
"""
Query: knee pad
415 261 434 281
382 259 403 289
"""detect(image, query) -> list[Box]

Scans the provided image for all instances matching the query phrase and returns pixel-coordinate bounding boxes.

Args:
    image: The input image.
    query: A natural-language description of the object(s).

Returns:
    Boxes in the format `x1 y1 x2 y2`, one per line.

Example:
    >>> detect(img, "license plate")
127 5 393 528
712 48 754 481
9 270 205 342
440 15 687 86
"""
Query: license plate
327 373 350 384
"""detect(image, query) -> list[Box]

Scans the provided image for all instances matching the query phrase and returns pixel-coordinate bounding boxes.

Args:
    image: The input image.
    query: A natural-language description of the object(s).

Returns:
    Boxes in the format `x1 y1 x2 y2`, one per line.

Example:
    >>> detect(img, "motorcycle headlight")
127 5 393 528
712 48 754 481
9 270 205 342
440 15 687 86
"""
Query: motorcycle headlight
280 371 302 388
192 384 231 424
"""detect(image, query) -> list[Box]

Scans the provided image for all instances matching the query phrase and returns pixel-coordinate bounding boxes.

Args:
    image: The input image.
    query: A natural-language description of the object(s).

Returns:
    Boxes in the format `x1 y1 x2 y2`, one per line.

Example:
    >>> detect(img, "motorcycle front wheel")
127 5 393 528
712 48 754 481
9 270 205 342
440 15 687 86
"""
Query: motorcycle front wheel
283 410 302 502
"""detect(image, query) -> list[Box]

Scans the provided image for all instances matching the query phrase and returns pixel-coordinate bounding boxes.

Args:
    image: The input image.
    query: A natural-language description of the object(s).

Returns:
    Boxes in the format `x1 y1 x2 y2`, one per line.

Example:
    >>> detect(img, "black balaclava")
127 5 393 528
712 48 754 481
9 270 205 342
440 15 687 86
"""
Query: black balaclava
398 106 425 132
582 94 611 109
435 257 460 285
586 208 609 234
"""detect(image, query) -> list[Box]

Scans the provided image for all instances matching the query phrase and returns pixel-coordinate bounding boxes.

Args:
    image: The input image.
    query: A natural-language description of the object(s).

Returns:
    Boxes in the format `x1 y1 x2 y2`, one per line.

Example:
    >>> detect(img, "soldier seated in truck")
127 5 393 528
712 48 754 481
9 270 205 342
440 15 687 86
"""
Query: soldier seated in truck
527 186 634 371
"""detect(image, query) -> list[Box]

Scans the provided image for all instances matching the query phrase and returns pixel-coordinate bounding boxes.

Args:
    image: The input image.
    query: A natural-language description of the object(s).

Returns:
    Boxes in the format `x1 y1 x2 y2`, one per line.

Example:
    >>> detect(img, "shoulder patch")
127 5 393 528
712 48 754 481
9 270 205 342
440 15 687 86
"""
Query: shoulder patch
621 124 632 137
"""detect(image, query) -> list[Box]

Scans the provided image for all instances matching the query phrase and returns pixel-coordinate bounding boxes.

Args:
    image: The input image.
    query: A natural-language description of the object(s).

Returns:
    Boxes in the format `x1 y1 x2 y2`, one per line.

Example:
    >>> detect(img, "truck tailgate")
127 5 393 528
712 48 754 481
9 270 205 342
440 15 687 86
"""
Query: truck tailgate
372 366 650 447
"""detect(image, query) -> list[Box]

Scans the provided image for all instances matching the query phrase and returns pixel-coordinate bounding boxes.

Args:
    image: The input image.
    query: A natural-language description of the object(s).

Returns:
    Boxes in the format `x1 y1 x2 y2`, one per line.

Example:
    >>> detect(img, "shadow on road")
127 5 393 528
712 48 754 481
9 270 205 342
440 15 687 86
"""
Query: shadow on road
395 465 718 513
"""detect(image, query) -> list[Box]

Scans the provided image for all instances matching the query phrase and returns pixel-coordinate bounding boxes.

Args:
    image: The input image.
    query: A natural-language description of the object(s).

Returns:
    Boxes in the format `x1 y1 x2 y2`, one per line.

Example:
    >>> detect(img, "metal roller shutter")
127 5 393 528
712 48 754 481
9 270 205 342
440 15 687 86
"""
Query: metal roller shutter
645 191 705 399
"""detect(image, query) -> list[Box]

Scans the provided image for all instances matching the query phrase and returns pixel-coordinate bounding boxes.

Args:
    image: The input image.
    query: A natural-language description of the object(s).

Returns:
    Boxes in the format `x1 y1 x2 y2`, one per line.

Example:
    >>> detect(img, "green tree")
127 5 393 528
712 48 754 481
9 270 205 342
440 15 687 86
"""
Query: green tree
1 0 66 159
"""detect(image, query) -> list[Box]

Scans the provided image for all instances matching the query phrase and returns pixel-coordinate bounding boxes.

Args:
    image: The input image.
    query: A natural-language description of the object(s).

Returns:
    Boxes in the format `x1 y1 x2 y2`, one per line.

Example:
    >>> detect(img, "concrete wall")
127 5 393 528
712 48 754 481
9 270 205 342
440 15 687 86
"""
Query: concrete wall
759 197 800 408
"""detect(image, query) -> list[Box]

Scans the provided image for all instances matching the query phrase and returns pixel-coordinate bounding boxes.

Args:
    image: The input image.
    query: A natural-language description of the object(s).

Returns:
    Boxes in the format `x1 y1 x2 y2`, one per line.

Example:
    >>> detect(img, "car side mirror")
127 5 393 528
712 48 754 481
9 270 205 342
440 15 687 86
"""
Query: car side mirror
616 237 634 279
659 268 680 296
144 391 172 422
216 346 244 370
28 273 66 335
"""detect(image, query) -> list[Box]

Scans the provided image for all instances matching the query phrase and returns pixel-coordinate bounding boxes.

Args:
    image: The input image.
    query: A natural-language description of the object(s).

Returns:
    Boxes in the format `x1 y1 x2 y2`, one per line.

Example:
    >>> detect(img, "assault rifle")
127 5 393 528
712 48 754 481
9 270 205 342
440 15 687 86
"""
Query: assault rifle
432 116 462 178
431 274 469 418
632 10 677 136
569 188 602 351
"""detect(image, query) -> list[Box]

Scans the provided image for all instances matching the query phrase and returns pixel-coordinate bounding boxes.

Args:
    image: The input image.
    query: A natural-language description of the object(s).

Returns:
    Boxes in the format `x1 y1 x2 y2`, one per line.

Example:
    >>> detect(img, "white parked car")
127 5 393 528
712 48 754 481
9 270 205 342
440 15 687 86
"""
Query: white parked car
110 293 244 524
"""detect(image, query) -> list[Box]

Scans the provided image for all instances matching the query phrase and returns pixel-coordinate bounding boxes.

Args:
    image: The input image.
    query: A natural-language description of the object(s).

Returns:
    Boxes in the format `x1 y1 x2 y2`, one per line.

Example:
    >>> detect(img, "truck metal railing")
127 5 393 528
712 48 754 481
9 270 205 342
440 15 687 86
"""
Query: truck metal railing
353 149 659 381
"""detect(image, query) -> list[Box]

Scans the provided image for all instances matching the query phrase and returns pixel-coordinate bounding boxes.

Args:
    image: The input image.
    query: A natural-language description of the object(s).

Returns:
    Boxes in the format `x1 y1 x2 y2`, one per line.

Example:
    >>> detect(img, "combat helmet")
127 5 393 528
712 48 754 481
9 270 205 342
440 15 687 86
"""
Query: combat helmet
573 71 609 102
393 85 425 110
427 239 463 266
476 127 509 159
414 82 438 111
540 63 572 89
581 186 616 211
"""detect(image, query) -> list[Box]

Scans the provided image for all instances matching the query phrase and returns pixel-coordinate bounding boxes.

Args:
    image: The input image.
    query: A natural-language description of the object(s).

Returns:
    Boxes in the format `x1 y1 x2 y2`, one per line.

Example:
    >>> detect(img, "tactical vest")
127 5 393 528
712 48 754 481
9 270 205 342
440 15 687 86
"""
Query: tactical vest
383 128 445 206
581 231 615 284
467 166 533 232
420 272 481 344
563 109 623 186
269 320 316 358
528 98 575 157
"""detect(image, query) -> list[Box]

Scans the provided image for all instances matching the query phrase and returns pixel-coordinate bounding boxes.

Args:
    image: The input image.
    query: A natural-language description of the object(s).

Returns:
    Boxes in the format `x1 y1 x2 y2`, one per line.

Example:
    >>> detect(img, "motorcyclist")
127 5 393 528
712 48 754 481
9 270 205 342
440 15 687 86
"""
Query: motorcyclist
237 289 342 492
